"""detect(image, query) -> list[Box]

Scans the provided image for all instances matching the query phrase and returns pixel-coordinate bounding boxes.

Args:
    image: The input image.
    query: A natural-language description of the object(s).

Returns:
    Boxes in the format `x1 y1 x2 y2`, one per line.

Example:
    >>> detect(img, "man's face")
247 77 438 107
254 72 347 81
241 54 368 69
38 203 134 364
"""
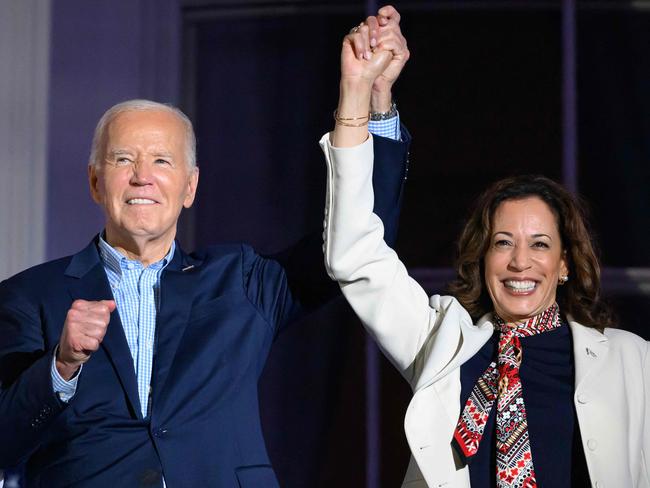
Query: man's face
88 110 199 246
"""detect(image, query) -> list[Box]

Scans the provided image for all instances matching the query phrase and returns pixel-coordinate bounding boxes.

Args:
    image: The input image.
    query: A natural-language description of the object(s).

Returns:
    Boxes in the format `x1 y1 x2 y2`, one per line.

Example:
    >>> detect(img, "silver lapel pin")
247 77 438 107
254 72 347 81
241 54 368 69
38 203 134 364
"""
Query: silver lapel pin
182 264 195 272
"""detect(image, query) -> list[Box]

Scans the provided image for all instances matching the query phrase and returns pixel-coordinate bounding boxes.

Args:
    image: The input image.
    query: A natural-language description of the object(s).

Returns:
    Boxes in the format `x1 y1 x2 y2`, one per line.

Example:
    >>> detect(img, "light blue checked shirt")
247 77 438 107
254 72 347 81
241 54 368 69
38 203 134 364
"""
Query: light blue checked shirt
51 114 399 406
51 236 175 418
368 112 401 140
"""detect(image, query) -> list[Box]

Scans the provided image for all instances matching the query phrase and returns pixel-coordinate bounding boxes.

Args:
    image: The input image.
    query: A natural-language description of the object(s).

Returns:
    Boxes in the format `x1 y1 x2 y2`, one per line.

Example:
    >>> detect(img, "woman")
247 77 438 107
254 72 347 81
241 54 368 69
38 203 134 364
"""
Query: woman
321 11 649 488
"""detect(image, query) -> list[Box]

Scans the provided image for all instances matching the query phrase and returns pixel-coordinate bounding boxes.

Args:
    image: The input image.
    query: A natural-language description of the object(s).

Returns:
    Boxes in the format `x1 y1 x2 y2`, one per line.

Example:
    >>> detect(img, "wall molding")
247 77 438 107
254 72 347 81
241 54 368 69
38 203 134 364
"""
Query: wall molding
0 0 51 280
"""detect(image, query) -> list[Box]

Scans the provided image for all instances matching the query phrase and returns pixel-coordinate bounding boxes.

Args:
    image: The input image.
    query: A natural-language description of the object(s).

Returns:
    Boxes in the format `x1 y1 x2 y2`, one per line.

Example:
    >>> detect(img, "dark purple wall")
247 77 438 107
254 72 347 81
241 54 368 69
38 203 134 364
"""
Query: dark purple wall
46 0 181 260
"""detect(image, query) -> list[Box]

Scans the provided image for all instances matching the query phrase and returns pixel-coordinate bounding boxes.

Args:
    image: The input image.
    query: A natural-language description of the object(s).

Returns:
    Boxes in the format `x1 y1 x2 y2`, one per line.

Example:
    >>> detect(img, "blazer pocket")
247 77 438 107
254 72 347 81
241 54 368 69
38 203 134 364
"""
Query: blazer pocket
235 465 280 488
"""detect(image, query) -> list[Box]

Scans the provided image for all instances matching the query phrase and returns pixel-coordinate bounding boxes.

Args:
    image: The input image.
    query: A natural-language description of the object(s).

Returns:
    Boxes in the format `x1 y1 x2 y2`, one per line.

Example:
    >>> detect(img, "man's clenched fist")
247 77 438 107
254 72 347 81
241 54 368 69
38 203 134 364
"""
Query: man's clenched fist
56 299 116 380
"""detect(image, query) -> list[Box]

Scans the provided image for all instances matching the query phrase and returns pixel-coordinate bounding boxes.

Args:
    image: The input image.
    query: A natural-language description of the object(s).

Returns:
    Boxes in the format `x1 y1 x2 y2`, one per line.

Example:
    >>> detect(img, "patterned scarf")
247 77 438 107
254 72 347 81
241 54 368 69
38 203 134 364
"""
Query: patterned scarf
453 303 562 488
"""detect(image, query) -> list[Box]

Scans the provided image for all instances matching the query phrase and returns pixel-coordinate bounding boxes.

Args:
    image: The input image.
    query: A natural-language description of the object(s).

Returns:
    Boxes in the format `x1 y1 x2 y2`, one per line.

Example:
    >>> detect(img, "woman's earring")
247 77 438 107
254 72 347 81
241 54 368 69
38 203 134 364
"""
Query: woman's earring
558 275 569 285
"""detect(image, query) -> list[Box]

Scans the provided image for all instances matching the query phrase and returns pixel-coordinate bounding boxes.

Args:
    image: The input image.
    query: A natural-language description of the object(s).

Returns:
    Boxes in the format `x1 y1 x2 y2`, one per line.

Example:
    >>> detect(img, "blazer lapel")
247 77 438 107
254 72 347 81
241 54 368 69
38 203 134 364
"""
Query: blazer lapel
152 247 201 405
65 238 143 419
569 319 609 390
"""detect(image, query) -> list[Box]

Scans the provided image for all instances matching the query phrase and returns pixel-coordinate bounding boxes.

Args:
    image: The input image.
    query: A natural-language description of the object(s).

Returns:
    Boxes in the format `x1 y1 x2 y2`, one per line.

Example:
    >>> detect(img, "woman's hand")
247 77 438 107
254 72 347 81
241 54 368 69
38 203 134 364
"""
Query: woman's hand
333 6 407 147
341 22 393 88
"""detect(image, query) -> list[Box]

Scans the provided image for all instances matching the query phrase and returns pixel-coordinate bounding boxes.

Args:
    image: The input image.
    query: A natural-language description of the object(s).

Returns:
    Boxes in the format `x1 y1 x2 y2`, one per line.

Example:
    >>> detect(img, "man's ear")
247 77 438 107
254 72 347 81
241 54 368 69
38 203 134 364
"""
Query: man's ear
88 164 101 204
183 166 199 209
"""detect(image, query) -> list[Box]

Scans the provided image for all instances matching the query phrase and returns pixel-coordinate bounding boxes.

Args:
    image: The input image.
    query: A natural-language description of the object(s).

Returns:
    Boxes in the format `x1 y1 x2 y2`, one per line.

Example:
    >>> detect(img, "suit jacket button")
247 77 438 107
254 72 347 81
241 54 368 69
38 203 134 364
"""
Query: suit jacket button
587 439 598 451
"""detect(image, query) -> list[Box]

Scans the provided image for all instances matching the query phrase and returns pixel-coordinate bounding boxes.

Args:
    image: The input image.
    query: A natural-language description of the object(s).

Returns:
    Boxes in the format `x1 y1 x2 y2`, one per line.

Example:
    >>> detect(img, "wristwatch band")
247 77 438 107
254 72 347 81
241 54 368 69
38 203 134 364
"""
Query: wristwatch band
370 101 397 121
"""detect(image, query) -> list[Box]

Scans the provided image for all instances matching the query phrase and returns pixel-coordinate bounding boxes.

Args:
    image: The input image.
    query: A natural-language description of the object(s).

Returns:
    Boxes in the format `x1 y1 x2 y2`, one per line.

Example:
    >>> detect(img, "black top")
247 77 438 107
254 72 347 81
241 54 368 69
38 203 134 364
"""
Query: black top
459 321 591 487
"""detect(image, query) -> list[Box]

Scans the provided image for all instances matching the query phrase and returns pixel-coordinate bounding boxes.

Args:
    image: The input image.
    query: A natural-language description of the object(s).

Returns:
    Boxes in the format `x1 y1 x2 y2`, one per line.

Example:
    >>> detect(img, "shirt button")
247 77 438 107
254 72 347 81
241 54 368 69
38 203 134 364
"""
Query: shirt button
577 393 588 404
587 439 598 451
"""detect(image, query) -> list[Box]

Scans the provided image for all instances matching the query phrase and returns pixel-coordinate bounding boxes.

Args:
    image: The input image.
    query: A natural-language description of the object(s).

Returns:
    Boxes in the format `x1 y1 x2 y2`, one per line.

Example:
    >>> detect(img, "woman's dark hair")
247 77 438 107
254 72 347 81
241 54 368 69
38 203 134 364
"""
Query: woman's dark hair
447 174 614 329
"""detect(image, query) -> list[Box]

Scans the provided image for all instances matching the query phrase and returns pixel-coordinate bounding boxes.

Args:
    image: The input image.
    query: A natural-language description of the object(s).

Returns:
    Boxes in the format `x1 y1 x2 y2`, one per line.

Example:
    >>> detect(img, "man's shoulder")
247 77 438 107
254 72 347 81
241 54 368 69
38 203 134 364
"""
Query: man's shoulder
0 255 75 308
189 242 259 263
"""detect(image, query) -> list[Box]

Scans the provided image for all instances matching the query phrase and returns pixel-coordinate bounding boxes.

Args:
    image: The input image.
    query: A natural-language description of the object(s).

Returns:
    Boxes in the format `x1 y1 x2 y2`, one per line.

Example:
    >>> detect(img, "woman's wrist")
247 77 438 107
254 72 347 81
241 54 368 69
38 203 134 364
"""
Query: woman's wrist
337 81 372 118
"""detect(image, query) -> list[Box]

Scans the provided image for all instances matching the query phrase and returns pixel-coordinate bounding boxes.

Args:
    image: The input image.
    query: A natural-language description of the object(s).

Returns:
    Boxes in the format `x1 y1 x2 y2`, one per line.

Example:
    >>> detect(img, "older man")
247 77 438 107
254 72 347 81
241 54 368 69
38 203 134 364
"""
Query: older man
0 7 409 488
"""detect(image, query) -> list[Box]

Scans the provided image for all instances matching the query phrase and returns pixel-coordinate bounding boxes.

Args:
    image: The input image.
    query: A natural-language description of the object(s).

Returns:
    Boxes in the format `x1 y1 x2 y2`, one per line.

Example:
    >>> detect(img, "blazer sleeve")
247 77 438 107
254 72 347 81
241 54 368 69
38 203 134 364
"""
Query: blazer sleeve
0 282 67 468
320 133 448 382
244 131 411 336
642 342 650 487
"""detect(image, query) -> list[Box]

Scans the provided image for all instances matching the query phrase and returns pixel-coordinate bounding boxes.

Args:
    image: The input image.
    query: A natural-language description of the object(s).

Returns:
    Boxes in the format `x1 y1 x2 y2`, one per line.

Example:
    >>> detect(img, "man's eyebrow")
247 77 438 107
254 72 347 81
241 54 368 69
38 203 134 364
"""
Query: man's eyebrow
107 148 132 156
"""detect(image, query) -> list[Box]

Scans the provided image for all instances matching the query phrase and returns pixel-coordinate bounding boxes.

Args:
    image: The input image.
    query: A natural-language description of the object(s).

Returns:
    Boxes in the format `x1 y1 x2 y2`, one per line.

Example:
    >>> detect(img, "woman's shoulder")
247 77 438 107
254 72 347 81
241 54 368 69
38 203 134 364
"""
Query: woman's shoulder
570 321 648 362
570 319 647 347
603 326 649 351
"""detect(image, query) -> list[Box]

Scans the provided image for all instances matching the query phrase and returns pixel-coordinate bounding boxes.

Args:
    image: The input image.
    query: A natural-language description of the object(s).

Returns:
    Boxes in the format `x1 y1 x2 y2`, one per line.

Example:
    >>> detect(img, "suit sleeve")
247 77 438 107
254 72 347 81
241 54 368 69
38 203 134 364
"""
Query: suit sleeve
0 282 67 468
242 131 410 336
642 342 650 487
371 126 411 246
320 133 447 381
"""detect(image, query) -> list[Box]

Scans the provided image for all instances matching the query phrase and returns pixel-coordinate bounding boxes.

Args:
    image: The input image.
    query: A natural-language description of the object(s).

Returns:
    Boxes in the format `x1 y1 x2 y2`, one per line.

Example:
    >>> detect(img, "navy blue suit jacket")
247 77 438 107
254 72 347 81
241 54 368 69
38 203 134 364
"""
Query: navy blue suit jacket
0 133 410 488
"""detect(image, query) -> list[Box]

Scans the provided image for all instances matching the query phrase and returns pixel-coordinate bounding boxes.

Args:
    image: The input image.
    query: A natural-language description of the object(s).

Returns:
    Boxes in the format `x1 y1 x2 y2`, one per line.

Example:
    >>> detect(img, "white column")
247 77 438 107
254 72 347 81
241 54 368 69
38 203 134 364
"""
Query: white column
0 0 51 280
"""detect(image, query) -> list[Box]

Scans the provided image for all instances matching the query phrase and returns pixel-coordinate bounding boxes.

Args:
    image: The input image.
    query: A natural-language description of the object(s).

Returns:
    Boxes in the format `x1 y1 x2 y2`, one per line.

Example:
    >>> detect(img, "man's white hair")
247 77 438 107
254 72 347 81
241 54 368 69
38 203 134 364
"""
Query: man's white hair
89 99 197 168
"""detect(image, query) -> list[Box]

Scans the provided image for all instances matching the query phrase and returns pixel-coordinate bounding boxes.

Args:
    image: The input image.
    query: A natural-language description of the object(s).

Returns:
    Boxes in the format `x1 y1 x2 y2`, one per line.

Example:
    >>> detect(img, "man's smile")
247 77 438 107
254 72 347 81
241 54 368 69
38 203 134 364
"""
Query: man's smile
126 198 158 205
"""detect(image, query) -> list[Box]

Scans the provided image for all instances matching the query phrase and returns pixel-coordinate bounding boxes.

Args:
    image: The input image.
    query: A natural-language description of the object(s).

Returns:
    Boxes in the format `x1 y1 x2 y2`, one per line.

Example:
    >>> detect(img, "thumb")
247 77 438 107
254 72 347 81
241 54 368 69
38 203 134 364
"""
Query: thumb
368 49 393 74
102 300 117 312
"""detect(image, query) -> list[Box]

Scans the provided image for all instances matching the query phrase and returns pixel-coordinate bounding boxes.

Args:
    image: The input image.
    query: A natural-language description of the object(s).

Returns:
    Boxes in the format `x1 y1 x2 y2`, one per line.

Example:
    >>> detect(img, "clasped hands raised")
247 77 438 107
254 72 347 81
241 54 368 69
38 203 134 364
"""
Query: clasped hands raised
335 5 408 147
341 6 408 105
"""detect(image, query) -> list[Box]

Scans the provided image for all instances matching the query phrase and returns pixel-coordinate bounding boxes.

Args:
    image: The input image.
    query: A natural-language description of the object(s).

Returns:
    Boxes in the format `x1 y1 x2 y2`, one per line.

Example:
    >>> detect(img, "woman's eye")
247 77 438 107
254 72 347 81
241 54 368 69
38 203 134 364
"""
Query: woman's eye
495 240 512 247
532 241 550 249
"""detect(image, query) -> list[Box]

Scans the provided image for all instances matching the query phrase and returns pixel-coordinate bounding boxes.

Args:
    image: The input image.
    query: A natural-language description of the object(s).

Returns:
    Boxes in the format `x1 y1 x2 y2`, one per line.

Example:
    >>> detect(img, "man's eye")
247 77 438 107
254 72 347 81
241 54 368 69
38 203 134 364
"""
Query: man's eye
155 159 171 165
115 157 133 166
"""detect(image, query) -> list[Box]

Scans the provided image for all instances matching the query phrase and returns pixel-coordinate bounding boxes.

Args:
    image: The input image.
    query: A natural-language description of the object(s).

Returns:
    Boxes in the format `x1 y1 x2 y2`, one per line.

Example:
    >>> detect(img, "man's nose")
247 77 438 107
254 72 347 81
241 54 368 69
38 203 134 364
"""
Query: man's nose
129 160 154 184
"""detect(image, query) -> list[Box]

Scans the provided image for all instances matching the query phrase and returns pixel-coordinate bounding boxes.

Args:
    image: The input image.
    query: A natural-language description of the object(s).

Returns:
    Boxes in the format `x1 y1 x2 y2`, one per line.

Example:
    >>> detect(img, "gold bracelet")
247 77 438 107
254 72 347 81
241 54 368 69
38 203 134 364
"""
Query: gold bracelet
335 120 369 127
333 110 369 127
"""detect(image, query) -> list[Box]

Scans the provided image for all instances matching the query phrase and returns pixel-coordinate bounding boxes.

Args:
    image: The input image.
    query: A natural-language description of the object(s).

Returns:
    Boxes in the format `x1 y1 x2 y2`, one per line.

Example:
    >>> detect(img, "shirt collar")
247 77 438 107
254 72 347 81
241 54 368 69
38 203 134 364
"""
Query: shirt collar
98 232 176 279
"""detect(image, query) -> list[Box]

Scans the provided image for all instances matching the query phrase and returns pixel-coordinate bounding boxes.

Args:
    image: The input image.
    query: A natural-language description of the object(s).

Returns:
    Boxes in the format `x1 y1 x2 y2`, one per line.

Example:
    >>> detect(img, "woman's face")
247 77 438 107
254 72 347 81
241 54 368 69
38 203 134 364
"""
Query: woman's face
484 196 569 323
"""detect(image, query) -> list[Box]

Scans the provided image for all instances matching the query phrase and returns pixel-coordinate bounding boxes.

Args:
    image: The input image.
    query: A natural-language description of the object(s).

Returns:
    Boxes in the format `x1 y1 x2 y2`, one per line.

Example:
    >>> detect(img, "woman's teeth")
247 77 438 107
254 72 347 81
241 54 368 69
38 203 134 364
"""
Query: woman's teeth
504 280 536 292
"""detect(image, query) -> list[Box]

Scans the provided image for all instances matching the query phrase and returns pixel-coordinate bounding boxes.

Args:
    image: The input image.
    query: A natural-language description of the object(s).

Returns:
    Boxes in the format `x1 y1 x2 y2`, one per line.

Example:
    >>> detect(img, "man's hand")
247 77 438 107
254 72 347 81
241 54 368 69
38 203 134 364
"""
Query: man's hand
367 6 409 112
56 299 116 380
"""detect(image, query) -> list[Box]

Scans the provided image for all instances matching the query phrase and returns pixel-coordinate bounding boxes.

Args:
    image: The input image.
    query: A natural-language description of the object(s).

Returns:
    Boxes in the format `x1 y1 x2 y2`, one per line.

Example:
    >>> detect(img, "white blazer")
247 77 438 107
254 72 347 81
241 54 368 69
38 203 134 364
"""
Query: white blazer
320 133 650 488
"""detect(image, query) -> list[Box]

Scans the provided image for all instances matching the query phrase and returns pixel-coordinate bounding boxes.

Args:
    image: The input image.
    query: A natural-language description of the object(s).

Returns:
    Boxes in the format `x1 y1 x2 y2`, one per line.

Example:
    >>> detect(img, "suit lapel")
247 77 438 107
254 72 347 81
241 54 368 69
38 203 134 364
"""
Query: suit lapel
152 248 201 405
65 239 143 419
569 319 609 390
